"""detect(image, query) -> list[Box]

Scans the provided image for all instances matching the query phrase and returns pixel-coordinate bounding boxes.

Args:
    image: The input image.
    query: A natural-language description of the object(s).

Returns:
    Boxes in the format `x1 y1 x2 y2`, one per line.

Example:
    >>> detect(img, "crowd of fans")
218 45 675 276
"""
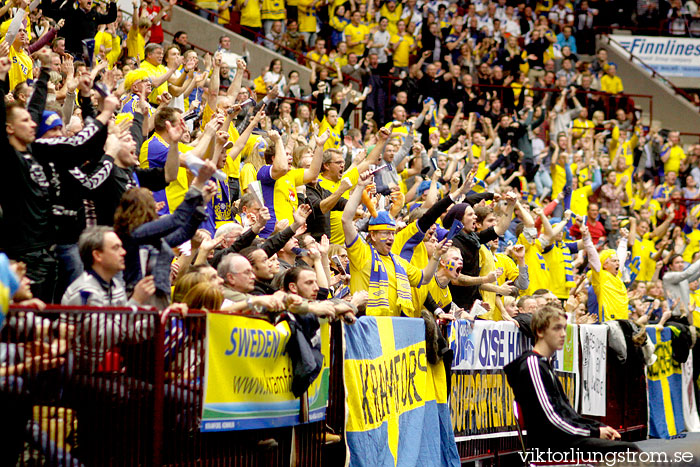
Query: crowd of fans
0 0 699 458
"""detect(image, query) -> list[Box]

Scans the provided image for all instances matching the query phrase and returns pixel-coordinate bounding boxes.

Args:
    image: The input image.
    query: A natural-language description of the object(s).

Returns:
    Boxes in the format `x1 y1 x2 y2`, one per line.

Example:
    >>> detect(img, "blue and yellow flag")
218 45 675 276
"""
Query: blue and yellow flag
344 316 460 467
0 253 19 330
646 327 685 439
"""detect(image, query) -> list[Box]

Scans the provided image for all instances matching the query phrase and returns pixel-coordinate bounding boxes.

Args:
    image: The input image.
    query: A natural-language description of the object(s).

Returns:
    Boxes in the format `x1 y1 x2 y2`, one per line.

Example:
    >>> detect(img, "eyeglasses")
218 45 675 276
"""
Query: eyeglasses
373 231 395 239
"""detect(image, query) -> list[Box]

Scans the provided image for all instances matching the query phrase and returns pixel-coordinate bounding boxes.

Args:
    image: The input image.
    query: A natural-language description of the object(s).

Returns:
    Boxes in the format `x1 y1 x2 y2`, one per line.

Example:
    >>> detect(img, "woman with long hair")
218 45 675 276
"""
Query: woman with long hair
114 161 218 307
263 58 286 95
182 282 224 310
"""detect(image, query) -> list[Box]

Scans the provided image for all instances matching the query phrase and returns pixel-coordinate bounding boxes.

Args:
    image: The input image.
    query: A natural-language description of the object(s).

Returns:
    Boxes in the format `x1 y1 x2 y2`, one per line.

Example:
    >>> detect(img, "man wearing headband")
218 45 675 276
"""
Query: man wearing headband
581 223 630 322
341 171 450 317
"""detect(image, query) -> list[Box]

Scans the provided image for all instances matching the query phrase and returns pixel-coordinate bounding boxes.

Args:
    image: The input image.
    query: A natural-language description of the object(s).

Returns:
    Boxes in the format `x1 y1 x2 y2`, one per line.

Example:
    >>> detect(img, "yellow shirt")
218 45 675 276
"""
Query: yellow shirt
126 28 145 62
571 118 593 140
591 267 629 322
632 233 658 283
140 60 169 104
426 276 452 309
344 22 370 55
551 163 566 200
8 45 32 91
391 221 429 314
307 51 329 68
663 145 686 175
346 234 423 317
139 133 192 214
239 162 258 194
318 116 345 150
261 0 285 19
298 0 317 32
543 241 577 300
600 74 623 94
495 253 520 285
682 230 700 264
217 0 231 24
257 166 305 236
237 0 262 27
478 245 501 320
615 165 634 207
318 167 359 245
518 233 549 296
379 3 403 34
570 185 594 218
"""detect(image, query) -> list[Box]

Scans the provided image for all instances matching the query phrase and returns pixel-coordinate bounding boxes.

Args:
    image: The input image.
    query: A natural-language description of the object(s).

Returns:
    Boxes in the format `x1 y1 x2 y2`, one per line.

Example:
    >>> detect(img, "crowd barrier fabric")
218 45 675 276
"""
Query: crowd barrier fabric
343 316 460 467
201 313 330 431
646 327 685 439
580 324 608 417
447 320 578 439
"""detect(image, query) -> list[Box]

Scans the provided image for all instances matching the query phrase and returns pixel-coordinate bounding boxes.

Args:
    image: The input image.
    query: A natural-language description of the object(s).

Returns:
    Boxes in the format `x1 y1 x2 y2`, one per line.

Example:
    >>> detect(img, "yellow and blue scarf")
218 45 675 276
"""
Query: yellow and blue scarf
368 246 414 317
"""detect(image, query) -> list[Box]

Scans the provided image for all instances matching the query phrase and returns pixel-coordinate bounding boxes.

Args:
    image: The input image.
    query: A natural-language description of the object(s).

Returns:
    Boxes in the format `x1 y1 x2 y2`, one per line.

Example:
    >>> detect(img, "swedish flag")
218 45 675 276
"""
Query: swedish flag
646 327 684 439
344 317 460 466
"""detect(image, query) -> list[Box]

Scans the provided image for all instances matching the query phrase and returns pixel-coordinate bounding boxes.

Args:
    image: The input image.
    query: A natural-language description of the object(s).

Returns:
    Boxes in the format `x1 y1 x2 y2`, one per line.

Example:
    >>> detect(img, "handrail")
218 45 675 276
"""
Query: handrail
175 0 361 85
601 33 697 104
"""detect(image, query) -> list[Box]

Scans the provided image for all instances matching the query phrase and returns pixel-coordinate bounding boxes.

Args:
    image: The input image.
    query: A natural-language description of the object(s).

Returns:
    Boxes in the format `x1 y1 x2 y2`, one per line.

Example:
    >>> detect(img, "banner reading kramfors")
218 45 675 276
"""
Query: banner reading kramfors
609 35 700 77
201 314 329 431
646 327 684 439
343 317 460 467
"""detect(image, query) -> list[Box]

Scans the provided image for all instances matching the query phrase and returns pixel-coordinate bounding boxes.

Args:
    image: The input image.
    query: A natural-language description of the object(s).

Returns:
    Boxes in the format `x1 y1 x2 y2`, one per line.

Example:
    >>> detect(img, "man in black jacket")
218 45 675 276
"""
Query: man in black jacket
0 50 118 302
41 0 117 59
504 306 640 456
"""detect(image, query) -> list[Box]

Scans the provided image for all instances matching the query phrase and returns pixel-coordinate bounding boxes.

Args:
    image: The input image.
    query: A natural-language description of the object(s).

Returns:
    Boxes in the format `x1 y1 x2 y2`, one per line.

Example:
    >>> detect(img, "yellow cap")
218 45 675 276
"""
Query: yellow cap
124 69 150 91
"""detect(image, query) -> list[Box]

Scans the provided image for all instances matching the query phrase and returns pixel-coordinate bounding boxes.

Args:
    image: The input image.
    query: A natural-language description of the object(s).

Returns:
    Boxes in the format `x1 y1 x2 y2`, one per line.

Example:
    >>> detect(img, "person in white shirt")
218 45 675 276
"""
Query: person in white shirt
369 17 392 64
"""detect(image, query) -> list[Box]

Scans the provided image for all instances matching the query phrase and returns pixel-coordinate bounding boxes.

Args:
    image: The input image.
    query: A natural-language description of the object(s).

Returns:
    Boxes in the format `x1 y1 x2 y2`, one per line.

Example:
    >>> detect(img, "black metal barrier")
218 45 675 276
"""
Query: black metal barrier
0 307 647 465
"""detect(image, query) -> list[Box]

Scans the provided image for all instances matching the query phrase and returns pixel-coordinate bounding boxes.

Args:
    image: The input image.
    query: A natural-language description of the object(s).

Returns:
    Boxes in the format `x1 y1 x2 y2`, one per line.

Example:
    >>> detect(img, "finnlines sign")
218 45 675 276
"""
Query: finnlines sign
610 35 700 77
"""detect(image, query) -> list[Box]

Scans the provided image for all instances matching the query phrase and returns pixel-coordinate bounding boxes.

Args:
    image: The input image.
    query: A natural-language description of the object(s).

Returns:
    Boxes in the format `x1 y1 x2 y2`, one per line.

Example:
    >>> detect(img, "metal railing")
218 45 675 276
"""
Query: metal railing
1 306 325 466
1 305 649 465
600 33 697 106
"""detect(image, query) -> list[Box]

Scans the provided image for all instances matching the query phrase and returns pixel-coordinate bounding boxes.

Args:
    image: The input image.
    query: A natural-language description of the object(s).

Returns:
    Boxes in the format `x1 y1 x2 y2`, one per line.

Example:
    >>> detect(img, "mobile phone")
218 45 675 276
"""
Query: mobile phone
331 255 344 271
447 220 464 241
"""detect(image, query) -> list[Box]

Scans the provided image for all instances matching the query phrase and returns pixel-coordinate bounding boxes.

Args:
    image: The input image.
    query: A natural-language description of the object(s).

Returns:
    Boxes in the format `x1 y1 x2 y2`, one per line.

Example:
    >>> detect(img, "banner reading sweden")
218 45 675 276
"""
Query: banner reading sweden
343 316 460 467
201 314 330 431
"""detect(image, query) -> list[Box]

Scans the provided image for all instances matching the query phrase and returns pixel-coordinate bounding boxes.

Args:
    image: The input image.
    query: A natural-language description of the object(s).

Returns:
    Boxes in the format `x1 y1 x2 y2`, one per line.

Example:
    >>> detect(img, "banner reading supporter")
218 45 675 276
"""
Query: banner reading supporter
447 320 578 438
646 327 684 439
201 314 329 431
343 316 460 467
580 324 607 416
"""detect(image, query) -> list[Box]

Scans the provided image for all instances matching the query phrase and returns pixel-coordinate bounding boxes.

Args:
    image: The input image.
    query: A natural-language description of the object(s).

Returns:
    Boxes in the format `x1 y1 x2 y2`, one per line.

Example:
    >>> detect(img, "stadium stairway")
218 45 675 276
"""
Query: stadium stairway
598 34 700 142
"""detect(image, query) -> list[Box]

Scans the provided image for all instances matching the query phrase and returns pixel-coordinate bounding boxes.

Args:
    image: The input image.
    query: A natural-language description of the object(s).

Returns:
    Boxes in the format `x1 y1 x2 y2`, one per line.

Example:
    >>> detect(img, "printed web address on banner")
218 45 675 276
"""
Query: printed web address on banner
520 448 695 466
232 373 292 395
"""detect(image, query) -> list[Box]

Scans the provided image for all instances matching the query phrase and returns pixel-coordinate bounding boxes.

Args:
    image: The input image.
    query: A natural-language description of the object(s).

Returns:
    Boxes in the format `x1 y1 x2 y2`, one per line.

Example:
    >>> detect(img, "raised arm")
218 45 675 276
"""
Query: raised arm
494 194 517 236
342 171 372 245
269 129 289 180
303 130 328 183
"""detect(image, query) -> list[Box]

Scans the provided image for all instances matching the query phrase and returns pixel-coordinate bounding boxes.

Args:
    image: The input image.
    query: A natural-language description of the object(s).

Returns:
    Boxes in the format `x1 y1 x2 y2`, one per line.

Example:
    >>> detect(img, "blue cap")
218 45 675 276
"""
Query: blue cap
38 111 63 138
368 210 396 231
416 180 442 197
